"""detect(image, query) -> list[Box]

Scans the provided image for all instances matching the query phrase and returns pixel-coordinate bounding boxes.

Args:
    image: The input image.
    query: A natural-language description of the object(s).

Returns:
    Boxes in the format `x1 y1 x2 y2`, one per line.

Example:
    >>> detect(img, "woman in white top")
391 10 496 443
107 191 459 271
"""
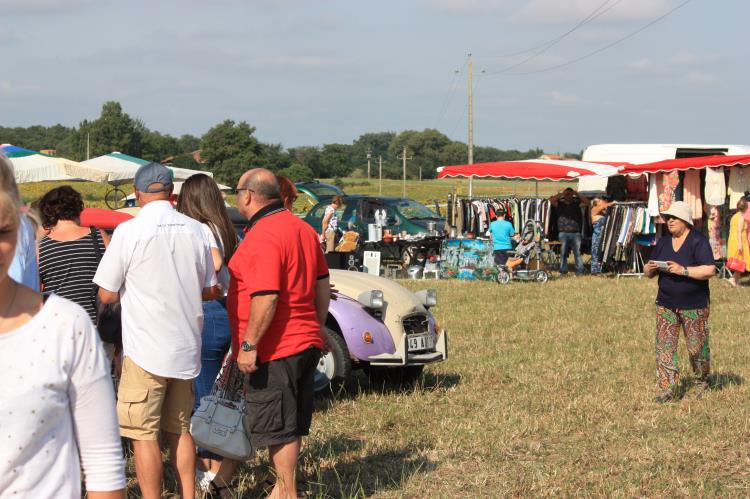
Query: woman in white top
175 174 238 491
0 165 125 498
321 195 343 253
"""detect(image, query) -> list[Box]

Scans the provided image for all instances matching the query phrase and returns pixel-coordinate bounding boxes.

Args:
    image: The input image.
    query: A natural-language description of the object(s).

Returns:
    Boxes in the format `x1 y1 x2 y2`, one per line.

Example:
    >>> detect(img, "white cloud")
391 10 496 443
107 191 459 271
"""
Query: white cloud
686 71 719 86
545 90 581 106
425 0 512 14
669 52 720 66
0 0 98 11
626 58 655 71
251 56 344 71
517 0 673 23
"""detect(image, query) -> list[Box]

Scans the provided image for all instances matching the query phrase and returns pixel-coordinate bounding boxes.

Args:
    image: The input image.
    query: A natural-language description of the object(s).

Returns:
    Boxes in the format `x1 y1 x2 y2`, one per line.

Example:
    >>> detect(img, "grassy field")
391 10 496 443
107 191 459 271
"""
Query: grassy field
18 177 573 214
128 275 750 498
25 180 749 497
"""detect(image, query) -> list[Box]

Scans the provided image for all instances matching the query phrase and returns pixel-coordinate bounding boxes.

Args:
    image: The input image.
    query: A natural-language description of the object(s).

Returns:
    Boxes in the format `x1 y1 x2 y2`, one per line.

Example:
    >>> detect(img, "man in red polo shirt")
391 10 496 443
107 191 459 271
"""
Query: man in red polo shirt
227 168 330 499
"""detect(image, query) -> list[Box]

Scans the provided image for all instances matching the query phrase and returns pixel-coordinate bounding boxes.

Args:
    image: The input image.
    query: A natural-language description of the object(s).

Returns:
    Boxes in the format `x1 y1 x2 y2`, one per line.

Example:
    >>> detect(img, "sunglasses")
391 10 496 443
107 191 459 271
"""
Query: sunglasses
234 187 255 195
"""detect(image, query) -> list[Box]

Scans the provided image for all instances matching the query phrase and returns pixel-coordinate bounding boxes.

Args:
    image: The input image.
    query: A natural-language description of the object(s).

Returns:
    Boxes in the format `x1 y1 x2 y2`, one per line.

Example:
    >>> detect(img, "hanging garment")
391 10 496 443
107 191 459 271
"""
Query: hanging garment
682 169 702 220
706 205 723 260
658 171 680 213
704 167 726 206
648 173 660 218
625 175 648 201
728 166 750 207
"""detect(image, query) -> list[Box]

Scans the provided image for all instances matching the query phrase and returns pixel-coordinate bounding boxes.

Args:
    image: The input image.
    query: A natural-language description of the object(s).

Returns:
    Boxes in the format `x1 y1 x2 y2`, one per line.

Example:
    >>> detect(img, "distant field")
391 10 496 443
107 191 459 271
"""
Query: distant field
19 177 574 214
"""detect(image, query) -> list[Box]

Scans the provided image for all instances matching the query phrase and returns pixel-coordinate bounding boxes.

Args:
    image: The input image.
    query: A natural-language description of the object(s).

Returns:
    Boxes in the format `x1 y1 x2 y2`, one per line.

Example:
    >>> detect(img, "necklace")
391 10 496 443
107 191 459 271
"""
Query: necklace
0 280 18 332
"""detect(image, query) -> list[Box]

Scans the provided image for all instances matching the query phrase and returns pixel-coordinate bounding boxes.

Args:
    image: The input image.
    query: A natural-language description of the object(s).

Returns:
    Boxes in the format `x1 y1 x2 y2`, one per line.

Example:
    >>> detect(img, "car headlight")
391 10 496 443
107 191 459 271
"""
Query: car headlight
416 289 437 308
357 290 384 309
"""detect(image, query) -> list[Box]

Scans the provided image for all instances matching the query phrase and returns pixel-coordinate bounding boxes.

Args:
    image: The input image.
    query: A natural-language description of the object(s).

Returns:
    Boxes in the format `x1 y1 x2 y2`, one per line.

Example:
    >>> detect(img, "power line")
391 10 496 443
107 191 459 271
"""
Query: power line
501 0 695 76
484 0 626 75
478 0 618 60
434 64 463 128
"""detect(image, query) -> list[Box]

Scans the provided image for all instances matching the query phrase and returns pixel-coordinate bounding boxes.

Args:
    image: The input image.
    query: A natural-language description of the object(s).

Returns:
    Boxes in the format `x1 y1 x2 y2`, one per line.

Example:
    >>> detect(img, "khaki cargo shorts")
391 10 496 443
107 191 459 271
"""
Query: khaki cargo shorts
117 357 194 440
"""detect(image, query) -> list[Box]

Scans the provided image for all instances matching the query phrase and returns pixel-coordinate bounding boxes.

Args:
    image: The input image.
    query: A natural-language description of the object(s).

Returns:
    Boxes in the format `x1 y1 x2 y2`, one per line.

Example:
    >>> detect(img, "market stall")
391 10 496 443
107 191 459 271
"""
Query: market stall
435 159 624 279
1 144 110 184
582 154 750 275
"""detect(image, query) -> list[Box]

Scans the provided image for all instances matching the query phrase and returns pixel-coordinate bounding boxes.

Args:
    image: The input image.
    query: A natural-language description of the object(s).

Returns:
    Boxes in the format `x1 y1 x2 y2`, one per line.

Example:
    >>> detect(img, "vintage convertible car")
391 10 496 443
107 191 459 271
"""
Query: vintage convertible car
317 269 448 393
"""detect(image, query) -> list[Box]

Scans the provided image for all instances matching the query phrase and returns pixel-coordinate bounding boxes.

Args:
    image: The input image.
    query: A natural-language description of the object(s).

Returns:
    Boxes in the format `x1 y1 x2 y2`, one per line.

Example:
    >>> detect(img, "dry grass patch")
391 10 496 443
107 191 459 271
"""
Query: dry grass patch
123 276 750 497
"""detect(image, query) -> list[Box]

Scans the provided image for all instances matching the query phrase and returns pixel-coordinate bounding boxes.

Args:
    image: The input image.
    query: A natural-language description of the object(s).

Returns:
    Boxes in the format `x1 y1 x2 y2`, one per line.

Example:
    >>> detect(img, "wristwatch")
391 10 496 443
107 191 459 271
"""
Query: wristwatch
682 267 689 277
241 340 256 352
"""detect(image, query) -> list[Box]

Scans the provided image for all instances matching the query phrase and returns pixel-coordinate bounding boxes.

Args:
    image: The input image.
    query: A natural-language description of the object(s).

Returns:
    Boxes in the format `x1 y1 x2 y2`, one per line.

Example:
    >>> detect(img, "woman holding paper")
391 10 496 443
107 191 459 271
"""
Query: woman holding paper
643 201 716 403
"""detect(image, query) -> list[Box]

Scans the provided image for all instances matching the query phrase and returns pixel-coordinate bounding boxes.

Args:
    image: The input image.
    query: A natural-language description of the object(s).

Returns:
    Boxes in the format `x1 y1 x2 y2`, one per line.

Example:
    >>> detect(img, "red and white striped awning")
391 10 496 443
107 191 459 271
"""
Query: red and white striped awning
618 154 750 175
436 159 624 182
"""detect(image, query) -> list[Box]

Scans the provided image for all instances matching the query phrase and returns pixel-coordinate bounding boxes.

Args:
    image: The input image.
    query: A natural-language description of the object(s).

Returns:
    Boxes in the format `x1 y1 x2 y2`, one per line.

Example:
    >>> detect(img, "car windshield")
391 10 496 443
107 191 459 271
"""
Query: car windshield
391 199 440 220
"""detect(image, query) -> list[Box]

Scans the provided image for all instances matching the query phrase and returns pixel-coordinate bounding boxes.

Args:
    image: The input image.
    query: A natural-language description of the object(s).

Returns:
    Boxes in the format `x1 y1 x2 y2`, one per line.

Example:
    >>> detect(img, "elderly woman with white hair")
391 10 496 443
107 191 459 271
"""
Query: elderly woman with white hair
644 201 716 403
0 152 126 498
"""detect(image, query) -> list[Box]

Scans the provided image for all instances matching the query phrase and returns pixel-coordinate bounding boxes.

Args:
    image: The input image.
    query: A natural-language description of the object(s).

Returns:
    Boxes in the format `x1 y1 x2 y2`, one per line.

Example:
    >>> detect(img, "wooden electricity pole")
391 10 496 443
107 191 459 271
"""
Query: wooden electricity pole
378 155 383 195
467 53 474 197
366 147 372 180
397 146 412 198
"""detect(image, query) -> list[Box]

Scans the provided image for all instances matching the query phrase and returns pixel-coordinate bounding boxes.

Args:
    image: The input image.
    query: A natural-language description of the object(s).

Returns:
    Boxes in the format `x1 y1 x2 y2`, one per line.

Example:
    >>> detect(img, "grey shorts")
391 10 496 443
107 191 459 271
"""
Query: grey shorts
243 347 321 448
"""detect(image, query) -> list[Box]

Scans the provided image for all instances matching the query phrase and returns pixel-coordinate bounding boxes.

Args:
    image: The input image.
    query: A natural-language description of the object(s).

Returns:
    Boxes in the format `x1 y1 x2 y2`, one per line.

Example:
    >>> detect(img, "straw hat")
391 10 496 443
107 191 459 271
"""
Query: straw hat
661 201 693 226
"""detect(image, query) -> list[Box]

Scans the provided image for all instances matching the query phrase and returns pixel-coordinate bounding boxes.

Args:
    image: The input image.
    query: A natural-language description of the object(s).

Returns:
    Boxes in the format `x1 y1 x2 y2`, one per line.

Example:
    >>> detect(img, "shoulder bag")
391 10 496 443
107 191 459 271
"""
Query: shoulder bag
191 355 254 460
89 227 122 346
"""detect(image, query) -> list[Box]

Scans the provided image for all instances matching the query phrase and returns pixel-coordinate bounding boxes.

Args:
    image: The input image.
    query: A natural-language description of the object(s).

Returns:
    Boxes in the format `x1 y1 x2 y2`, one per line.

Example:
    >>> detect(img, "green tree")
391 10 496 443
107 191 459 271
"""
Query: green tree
177 134 201 154
388 129 451 180
288 146 322 177
200 120 263 185
278 163 314 182
82 101 144 158
318 143 353 177
257 142 291 172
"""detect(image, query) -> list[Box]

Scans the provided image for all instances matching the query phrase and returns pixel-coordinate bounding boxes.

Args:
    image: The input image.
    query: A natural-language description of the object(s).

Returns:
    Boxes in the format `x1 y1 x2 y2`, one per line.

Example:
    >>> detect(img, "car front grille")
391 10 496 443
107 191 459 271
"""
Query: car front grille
402 314 429 335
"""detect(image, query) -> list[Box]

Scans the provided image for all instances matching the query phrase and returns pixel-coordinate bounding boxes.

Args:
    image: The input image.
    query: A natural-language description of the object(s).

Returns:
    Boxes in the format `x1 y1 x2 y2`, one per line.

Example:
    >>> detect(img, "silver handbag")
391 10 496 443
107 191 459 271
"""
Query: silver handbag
191 357 253 460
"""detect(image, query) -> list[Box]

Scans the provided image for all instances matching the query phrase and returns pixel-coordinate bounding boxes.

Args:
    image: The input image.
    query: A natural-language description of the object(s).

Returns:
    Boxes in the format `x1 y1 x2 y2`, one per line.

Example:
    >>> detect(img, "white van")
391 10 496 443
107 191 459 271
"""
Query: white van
582 144 750 164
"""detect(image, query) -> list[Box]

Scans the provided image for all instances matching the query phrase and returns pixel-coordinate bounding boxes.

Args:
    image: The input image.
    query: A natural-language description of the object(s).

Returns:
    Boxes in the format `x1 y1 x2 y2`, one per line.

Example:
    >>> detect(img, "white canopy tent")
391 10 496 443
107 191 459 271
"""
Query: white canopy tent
1 144 110 183
82 152 214 185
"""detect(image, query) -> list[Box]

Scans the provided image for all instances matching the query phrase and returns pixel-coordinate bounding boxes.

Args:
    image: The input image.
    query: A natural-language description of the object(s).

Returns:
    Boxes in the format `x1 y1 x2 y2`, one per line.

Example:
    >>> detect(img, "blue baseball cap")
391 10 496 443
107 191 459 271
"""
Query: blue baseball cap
134 162 174 193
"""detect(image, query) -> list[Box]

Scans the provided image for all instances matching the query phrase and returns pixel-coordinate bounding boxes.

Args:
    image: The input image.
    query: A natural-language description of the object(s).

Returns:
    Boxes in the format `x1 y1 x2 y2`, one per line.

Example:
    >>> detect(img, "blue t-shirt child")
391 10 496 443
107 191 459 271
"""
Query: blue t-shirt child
488 219 515 251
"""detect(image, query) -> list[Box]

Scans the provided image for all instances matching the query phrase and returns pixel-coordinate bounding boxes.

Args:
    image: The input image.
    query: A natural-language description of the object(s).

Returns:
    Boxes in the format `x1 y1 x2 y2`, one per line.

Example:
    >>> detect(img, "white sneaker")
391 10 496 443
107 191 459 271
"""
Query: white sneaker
196 468 216 492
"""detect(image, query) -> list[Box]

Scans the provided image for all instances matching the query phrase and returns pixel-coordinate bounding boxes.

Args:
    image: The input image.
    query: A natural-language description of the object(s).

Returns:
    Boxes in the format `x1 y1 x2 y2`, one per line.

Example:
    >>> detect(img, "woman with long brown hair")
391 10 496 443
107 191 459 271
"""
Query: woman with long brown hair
176 174 238 489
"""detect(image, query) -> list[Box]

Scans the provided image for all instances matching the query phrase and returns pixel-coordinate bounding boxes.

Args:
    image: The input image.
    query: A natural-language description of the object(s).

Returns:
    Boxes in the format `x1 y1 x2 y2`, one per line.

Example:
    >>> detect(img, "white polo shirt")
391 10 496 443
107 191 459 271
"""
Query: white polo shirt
94 200 217 379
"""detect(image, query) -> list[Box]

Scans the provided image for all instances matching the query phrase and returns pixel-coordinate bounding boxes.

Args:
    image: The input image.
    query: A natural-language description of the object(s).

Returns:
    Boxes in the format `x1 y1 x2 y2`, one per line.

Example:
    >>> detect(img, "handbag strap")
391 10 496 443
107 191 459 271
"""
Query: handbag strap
89 227 102 310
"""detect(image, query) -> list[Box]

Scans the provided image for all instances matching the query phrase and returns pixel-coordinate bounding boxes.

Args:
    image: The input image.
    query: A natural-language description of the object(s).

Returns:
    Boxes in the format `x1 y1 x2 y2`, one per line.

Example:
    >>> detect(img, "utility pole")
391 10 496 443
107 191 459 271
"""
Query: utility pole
366 148 372 180
378 155 383 195
397 146 412 198
467 53 474 197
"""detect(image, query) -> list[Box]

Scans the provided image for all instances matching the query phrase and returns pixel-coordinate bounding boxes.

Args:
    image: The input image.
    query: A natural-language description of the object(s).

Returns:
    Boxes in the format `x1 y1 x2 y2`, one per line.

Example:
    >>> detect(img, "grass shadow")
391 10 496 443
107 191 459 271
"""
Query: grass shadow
708 371 744 391
315 370 462 409
304 439 437 498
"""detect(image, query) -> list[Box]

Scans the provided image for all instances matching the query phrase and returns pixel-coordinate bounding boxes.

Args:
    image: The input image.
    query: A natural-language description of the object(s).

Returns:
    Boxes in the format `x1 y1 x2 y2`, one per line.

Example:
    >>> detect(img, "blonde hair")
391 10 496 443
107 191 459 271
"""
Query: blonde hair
0 152 20 203
0 152 20 227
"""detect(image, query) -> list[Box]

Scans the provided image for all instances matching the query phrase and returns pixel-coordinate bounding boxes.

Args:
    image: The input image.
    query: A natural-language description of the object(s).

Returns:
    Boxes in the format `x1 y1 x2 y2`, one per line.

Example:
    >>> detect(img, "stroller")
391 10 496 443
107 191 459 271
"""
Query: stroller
496 220 549 284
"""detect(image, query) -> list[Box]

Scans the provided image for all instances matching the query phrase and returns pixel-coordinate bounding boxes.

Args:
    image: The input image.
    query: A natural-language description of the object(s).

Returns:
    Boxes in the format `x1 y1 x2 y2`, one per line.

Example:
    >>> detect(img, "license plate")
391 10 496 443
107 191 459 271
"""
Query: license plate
407 334 434 352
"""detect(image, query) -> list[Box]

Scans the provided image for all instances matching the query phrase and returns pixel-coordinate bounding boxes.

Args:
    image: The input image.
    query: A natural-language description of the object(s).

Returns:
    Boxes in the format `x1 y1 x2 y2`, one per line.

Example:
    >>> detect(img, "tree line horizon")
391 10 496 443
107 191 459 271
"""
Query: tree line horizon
1 101 580 185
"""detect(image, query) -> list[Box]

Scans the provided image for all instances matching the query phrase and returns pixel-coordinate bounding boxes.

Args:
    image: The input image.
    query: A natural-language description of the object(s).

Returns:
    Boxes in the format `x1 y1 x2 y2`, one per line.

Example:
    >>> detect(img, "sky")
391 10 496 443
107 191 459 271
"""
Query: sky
1 0 747 154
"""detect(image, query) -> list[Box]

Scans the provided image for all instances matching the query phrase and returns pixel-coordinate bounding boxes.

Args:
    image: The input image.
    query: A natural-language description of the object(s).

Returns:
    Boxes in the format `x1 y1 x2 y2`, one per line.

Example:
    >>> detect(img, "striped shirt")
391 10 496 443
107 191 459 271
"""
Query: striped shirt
39 230 105 323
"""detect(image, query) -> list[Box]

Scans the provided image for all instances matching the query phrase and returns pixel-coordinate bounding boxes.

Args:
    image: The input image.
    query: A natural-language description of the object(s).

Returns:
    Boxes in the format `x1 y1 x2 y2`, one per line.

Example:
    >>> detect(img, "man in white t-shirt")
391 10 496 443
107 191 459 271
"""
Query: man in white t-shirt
94 162 217 499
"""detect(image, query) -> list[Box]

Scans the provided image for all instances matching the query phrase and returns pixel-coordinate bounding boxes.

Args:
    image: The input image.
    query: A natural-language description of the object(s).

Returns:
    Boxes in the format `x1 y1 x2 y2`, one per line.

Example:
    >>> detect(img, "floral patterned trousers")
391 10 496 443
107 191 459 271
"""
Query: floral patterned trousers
655 306 711 391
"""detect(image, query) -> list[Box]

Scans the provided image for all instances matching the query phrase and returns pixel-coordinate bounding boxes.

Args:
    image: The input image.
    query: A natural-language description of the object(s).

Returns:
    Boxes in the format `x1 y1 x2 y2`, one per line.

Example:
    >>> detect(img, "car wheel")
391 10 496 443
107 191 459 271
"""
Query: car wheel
366 364 424 388
496 269 511 285
313 327 352 396
536 270 549 283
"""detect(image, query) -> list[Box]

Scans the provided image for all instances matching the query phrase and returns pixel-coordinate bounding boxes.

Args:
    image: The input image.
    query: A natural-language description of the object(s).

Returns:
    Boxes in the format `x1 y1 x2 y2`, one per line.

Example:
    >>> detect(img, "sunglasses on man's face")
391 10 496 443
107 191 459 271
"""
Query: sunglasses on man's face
235 188 255 196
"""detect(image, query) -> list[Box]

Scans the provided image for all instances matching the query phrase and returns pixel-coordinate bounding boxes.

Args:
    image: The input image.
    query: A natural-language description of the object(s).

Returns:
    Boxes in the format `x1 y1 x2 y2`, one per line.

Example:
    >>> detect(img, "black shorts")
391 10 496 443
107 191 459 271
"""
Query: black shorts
493 250 509 266
243 346 321 448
